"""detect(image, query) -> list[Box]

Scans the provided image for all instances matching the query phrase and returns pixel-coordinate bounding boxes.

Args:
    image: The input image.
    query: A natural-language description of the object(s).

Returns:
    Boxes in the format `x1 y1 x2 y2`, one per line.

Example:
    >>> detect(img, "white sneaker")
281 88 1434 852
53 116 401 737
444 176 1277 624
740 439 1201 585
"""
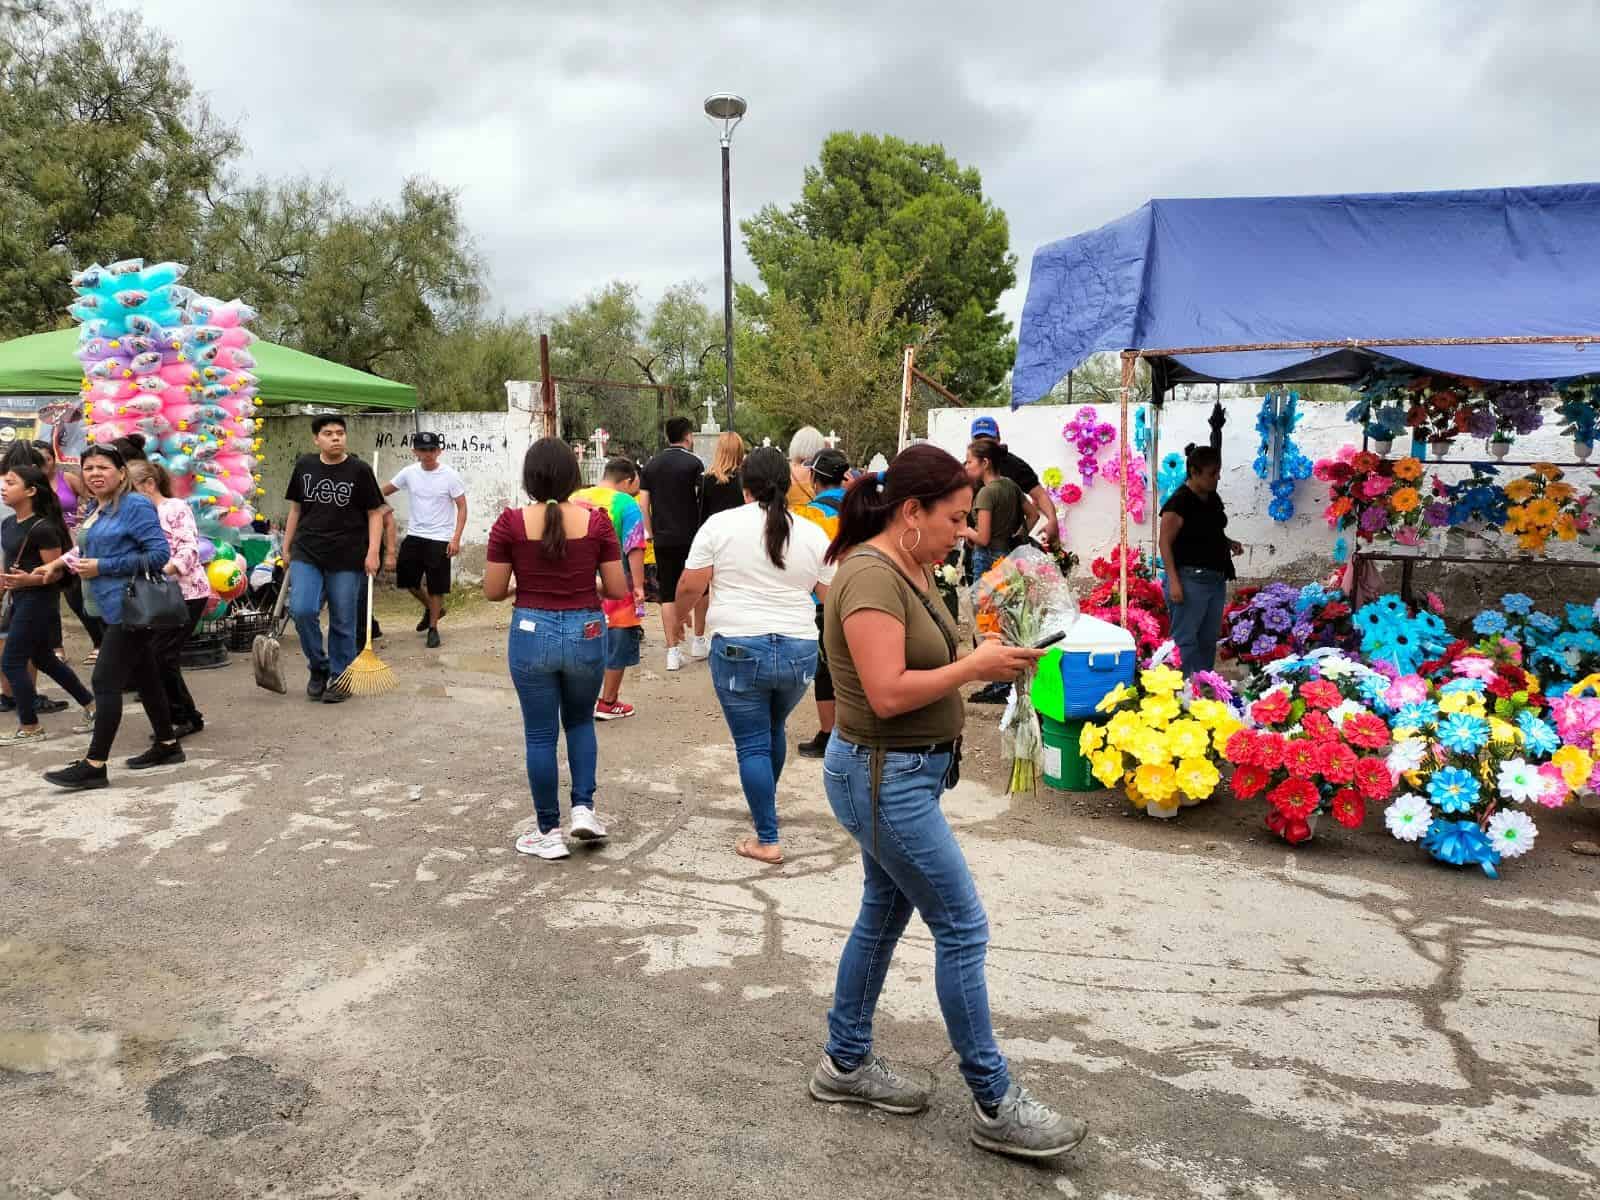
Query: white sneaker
568 805 608 842
666 646 684 672
689 635 711 660
514 829 569 859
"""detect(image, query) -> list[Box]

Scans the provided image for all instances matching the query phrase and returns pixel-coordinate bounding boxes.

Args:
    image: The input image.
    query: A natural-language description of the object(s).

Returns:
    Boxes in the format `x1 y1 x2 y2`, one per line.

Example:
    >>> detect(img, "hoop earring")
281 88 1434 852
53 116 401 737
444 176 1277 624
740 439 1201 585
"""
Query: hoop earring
898 527 923 555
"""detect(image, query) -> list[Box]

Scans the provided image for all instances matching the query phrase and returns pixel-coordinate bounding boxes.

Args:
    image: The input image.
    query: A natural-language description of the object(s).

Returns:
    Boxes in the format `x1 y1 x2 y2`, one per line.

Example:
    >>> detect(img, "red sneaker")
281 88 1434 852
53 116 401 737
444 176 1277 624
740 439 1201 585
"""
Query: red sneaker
594 699 635 721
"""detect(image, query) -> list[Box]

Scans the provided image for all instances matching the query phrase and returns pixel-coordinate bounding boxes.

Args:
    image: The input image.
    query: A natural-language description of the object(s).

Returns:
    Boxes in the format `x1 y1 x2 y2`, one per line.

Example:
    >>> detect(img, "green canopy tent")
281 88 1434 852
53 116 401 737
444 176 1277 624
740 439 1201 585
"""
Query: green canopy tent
0 327 417 410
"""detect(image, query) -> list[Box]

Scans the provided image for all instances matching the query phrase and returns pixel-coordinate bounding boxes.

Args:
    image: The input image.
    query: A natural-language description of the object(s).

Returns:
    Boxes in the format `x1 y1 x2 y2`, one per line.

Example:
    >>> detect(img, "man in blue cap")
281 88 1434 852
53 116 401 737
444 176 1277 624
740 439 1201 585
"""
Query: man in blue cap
968 416 1057 548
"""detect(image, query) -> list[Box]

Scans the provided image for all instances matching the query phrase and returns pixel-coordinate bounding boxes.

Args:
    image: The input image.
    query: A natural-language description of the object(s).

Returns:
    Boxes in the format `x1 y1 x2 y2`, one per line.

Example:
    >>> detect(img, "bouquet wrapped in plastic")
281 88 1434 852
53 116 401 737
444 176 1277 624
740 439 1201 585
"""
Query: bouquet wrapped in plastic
974 547 1077 792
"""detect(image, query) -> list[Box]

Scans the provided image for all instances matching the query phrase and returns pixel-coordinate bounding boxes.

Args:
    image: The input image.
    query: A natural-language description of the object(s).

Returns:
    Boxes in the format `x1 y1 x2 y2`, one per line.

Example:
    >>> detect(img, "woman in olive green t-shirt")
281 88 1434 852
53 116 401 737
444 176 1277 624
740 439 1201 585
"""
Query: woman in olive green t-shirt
806 444 1088 1162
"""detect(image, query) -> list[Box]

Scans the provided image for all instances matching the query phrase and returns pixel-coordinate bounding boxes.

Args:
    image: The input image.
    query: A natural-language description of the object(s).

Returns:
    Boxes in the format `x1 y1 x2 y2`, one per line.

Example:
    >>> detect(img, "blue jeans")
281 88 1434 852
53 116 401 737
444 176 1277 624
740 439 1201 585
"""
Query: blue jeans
821 735 1009 1106
708 634 818 844
1165 565 1228 676
2 591 93 725
288 560 364 678
508 607 606 834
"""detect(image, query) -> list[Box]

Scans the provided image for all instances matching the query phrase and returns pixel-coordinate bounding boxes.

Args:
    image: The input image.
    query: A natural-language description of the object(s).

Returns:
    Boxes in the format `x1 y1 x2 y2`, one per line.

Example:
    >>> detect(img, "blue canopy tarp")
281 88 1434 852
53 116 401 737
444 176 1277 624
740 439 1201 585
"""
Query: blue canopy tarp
1011 183 1600 405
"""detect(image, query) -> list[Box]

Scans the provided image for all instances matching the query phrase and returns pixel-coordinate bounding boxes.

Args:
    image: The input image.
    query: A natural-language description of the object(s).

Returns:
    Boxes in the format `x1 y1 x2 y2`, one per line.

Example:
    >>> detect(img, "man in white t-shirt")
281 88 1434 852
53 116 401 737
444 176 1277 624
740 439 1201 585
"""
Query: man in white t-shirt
381 432 468 648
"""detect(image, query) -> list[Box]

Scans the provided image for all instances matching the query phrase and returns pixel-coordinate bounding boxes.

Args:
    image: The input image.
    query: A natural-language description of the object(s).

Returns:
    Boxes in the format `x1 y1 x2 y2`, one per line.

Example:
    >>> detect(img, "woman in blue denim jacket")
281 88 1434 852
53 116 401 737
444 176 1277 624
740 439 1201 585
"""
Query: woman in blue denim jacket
806 444 1088 1162
484 439 626 862
35 444 181 791
675 448 836 865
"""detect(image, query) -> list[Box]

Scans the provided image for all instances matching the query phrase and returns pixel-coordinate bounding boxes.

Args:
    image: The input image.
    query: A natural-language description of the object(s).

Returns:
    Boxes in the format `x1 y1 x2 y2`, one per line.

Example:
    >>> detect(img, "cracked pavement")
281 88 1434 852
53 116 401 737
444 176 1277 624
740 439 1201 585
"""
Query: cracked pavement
3 606 1598 1199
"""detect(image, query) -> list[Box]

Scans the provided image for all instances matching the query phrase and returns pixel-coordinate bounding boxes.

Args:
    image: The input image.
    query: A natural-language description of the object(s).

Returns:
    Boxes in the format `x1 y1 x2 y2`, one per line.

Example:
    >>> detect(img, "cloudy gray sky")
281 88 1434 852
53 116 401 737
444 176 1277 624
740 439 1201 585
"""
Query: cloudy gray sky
129 0 1598 331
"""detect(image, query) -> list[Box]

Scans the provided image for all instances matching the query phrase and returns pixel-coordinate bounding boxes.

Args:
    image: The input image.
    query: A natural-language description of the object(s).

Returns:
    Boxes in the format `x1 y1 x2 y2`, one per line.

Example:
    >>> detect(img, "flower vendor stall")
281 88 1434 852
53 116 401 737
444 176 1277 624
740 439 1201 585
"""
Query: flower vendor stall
1010 184 1600 874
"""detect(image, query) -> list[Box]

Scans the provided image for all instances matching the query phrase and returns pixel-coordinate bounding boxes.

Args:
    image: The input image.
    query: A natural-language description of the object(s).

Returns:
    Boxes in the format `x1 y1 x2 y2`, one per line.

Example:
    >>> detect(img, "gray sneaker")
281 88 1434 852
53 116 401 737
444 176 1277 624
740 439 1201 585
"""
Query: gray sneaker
808 1054 932 1114
970 1084 1088 1160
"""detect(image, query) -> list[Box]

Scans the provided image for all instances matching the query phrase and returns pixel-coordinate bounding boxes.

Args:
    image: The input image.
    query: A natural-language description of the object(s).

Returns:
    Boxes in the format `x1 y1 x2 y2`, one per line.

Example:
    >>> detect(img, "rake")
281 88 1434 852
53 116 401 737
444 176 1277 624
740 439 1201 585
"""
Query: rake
332 576 397 697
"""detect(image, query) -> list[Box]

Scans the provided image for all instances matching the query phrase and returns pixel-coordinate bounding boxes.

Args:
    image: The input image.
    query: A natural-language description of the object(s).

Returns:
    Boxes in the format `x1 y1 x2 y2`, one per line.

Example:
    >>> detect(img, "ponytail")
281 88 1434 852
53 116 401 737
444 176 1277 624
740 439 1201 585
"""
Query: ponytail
740 446 792 568
827 444 971 564
520 437 582 559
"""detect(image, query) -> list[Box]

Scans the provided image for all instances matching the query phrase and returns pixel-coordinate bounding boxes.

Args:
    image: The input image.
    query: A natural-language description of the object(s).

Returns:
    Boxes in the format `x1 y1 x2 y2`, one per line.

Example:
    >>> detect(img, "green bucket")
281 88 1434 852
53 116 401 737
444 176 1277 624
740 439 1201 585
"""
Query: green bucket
1041 715 1096 792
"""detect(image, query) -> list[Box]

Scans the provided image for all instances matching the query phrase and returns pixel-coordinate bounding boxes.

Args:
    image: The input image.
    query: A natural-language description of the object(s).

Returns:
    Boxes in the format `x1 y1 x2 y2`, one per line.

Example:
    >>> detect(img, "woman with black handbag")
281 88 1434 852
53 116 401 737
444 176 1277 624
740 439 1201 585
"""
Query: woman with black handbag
33 444 183 791
0 464 96 743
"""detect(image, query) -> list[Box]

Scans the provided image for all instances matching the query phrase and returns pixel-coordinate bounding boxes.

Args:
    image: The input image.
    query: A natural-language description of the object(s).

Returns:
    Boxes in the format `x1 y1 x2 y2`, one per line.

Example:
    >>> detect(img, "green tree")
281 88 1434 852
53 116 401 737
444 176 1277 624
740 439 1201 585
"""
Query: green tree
645 279 721 423
194 175 482 380
738 272 910 463
545 281 664 454
404 315 537 413
0 0 238 337
741 132 1016 405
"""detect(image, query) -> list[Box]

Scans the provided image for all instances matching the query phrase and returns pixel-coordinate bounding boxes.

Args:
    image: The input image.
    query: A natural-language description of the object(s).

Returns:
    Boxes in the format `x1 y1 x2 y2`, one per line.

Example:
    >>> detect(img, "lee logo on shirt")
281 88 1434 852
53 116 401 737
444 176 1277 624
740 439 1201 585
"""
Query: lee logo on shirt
301 474 354 506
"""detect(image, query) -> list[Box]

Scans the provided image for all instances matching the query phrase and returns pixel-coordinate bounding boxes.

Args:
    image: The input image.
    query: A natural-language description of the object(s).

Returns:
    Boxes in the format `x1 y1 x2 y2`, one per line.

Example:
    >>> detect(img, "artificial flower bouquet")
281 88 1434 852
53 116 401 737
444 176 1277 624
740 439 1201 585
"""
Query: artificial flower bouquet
1501 463 1588 554
1354 594 1450 675
1219 581 1356 665
1081 547 1170 660
1381 679 1581 876
1081 665 1242 819
1225 651 1398 844
1316 447 1430 548
1401 376 1469 446
1471 595 1600 696
974 547 1077 793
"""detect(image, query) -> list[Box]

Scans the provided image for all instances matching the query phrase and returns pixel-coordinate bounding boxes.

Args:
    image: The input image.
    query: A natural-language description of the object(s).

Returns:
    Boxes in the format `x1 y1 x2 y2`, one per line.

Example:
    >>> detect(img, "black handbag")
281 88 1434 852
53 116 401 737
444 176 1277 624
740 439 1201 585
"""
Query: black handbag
121 561 187 631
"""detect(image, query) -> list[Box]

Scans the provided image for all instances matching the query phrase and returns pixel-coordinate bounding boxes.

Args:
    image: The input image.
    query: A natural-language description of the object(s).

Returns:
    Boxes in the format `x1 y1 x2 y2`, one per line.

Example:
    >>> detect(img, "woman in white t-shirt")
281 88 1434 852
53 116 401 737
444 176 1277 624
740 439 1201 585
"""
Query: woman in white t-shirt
678 447 835 864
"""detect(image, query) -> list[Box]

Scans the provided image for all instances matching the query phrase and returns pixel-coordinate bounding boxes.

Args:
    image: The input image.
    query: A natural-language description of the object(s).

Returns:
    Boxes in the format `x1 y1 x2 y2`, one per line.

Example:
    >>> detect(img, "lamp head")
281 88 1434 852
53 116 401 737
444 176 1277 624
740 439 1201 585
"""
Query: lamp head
703 92 747 144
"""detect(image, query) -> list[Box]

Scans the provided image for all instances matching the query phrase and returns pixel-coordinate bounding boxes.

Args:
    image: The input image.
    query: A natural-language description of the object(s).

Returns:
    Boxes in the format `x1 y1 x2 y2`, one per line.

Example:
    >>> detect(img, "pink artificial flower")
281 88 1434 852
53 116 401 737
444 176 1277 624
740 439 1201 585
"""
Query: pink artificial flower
1362 476 1393 500
1453 656 1498 682
1395 526 1422 546
1536 763 1569 808
1336 444 1358 463
1425 591 1445 615
1385 675 1428 708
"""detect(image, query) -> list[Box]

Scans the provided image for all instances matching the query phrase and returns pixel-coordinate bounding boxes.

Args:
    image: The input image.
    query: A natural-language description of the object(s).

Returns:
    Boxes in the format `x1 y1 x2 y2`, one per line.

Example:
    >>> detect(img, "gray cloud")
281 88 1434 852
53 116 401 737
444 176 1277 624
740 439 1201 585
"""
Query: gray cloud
129 0 1600 346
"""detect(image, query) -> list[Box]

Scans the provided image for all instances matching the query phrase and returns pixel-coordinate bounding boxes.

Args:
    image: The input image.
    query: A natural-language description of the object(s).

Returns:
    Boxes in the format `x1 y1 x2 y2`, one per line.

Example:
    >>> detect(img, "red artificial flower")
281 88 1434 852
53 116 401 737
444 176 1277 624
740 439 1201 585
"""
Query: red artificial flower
1282 739 1319 777
1268 778 1319 819
1342 712 1391 751
1316 741 1358 784
1302 710 1338 743
1266 809 1314 845
1300 680 1341 710
1230 763 1270 799
1322 601 1351 620
1353 756 1394 801
1331 788 1366 829
1250 691 1293 726
1253 731 1288 770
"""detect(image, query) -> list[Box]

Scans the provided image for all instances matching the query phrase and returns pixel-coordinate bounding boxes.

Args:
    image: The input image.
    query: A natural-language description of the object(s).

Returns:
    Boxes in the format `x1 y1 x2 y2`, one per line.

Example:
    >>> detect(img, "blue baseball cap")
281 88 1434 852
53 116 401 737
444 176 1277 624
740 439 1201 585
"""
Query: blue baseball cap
970 416 1000 439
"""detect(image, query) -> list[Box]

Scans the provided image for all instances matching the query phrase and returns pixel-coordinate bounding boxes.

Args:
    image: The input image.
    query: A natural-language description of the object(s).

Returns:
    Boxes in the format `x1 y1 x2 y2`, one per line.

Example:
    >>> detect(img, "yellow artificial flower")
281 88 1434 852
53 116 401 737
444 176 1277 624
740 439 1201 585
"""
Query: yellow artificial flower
1556 515 1578 541
1041 466 1064 489
1503 508 1527 534
1389 487 1421 514
1133 762 1178 804
1533 462 1562 480
1096 683 1136 714
1175 756 1220 801
1130 731 1172 766
1138 694 1182 726
1546 481 1576 502
1439 690 1482 716
1517 532 1546 552
1080 722 1107 754
1187 699 1229 728
1525 498 1559 527
1166 719 1210 760
1106 710 1144 751
1487 717 1519 746
1210 717 1243 753
1390 724 1418 741
1504 478 1536 503
1392 456 1423 481
1090 749 1126 789
1553 744 1594 790
1140 666 1185 695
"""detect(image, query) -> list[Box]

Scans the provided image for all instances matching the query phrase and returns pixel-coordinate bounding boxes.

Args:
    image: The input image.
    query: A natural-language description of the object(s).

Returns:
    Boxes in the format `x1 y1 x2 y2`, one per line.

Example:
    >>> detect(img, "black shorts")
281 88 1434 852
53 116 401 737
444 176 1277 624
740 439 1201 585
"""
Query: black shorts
813 604 834 703
655 544 691 605
397 536 452 594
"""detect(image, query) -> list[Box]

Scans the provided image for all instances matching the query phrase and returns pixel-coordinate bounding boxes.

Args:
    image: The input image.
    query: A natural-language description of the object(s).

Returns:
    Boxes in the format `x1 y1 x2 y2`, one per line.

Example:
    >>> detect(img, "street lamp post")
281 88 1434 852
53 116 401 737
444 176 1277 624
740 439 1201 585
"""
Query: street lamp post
704 92 746 433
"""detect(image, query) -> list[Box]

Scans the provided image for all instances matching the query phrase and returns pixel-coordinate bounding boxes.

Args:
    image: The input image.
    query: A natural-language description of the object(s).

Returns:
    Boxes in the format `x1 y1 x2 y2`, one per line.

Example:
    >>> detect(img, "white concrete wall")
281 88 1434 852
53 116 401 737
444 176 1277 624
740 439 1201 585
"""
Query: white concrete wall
928 399 1591 584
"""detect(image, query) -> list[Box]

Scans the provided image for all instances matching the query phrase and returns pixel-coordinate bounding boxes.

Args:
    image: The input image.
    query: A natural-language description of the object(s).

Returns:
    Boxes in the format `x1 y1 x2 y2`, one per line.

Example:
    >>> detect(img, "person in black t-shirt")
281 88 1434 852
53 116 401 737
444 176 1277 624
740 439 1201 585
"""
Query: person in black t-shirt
639 416 705 672
283 415 385 701
1158 443 1243 676
969 417 1058 547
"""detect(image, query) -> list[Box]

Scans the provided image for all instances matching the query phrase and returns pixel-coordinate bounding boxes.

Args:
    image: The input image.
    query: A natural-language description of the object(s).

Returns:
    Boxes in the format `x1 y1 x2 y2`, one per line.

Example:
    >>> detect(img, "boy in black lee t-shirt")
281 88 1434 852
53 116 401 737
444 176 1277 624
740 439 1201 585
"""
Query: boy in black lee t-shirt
283 415 385 700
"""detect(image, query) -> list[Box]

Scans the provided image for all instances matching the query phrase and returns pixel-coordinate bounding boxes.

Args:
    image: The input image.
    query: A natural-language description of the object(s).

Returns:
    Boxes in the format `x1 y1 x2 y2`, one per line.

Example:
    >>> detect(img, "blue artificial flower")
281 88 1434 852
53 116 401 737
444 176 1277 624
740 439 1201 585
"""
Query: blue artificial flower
1268 497 1294 522
1378 596 1408 617
1517 712 1560 758
1576 632 1600 654
1565 603 1596 631
1502 593 1534 616
1428 766 1481 814
1333 536 1349 564
1358 673 1391 705
1439 677 1487 696
1438 713 1490 754
1473 611 1508 636
1529 612 1560 636
1396 701 1439 729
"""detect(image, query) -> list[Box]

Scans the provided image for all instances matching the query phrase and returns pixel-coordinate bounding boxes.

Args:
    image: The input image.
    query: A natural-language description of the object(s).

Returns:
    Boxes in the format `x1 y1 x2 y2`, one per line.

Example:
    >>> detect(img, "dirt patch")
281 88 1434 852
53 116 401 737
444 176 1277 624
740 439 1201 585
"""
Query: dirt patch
145 1056 314 1137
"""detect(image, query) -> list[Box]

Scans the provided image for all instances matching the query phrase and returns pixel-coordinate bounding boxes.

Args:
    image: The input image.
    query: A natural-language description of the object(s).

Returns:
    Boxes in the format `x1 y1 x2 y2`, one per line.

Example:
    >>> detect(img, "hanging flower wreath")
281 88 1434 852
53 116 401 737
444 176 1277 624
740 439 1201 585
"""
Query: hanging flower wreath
1062 406 1117 486
1156 451 1186 509
1133 405 1151 457
1253 391 1314 522
1102 449 1148 524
